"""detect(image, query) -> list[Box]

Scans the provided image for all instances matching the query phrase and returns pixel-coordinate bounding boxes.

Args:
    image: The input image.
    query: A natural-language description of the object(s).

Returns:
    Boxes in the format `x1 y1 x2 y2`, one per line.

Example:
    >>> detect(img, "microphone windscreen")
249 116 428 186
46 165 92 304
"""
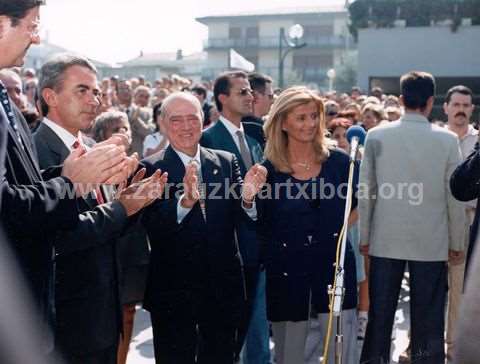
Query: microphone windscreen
346 125 367 146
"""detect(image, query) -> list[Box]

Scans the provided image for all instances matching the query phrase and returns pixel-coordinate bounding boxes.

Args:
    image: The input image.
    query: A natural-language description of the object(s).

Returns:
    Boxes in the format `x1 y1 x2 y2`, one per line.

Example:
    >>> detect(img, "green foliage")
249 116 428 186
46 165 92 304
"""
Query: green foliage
348 0 480 41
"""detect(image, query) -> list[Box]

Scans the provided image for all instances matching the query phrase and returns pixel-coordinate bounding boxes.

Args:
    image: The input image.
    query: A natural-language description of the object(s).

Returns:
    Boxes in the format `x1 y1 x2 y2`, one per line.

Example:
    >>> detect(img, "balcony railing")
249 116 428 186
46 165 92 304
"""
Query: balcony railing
204 35 350 49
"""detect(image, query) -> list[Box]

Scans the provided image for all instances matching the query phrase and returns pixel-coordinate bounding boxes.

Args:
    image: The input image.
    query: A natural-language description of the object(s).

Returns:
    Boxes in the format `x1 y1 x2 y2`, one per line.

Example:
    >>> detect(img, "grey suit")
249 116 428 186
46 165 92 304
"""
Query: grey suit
359 112 466 260
359 112 466 364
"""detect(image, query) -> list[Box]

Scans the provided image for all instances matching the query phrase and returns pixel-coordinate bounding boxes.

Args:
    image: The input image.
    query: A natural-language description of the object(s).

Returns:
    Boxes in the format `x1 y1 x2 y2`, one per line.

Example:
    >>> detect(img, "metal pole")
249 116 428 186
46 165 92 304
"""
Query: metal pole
330 160 356 364
278 27 284 89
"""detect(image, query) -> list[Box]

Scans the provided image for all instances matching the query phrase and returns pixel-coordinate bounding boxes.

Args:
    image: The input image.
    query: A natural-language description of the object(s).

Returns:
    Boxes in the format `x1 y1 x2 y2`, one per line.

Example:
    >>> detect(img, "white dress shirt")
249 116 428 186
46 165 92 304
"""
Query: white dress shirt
219 115 250 153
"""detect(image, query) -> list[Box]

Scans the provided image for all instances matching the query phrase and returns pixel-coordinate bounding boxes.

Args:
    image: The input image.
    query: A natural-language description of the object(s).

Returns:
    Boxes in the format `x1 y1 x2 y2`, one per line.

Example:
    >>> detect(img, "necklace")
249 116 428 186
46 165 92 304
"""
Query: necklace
295 161 312 170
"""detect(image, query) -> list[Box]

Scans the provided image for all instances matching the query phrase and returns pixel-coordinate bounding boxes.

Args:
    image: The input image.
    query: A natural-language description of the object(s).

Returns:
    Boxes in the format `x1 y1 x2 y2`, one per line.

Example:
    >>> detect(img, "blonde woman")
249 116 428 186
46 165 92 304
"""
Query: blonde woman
244 87 359 364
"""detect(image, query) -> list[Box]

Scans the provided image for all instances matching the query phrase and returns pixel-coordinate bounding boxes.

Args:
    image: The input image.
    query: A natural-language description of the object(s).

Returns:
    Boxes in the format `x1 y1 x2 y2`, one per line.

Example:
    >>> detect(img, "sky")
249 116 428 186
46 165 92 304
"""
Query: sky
39 0 346 64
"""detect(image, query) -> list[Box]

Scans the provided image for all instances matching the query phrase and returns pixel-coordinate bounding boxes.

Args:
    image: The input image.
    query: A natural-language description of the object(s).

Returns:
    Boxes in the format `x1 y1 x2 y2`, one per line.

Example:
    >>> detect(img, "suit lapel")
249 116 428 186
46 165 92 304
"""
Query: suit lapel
162 146 186 184
36 122 71 163
4 108 42 181
211 122 250 174
200 147 222 223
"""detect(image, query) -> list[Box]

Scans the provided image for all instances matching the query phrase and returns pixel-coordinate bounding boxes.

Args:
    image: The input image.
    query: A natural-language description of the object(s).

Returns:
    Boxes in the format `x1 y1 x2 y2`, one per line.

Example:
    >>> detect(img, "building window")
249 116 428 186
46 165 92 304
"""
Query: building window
229 27 242 39
303 25 334 37
246 26 259 39
293 54 333 68
293 54 333 80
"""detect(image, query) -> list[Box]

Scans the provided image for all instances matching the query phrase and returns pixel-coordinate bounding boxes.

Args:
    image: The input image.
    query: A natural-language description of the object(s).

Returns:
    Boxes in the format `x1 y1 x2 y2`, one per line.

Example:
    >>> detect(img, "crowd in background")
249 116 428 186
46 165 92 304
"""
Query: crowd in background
1 3 479 364
3 58 477 364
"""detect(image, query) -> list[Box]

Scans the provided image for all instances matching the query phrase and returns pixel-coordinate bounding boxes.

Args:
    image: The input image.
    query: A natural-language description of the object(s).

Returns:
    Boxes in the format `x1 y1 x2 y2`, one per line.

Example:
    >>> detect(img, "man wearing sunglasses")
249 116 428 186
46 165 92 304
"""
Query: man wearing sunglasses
201 71 270 364
241 72 274 150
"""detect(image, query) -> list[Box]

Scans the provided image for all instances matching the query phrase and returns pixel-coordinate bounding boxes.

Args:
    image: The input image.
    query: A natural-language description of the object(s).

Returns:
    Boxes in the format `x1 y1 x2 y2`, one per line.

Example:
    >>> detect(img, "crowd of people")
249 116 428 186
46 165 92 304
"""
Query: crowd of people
1 1 480 364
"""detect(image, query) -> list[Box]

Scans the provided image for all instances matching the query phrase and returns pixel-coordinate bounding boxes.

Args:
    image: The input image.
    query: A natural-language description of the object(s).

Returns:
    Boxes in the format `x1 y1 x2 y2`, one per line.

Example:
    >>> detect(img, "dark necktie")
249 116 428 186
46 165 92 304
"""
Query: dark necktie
236 130 252 169
0 82 24 149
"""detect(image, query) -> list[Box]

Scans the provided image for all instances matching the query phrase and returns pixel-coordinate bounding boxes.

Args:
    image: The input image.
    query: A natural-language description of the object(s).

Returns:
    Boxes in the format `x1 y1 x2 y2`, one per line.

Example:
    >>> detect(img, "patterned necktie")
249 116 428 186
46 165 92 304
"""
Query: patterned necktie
236 130 253 169
191 159 206 221
0 82 24 149
72 138 105 205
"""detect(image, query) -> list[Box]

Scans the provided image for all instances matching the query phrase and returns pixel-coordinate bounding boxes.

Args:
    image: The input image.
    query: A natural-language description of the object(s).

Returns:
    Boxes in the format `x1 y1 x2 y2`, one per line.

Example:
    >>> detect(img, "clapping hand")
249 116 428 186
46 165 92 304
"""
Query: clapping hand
62 144 127 196
242 164 268 206
116 168 169 216
181 162 200 208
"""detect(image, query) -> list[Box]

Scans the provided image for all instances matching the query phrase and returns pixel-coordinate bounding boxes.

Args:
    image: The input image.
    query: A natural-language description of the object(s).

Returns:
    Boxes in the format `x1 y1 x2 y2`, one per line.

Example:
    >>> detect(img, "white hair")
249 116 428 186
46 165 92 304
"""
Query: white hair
159 91 204 121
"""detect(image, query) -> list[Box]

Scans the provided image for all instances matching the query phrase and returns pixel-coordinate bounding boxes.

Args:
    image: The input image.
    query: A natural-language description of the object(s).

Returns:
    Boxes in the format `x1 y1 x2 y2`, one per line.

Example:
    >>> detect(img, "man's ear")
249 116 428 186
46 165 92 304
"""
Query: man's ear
218 93 228 108
42 88 58 109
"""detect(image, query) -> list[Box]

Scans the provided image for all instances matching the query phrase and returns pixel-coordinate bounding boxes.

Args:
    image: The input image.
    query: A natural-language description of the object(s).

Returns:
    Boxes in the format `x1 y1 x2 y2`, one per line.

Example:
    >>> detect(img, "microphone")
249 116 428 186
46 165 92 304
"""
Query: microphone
346 125 367 161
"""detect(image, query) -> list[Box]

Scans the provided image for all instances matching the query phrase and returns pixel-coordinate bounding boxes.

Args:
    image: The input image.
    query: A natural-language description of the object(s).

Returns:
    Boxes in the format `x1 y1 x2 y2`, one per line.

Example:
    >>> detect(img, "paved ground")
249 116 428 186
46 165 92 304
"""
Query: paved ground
127 276 412 364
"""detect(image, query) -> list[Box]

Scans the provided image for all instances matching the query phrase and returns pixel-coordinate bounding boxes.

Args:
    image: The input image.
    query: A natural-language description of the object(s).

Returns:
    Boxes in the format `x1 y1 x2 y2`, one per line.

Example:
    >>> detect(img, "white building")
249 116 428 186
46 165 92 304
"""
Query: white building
25 41 110 72
98 50 207 83
196 5 355 88
358 24 480 95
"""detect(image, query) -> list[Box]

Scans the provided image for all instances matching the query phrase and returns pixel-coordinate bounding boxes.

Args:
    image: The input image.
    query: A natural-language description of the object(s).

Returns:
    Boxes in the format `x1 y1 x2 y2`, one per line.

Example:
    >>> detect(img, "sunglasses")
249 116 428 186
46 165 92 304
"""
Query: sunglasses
237 88 253 96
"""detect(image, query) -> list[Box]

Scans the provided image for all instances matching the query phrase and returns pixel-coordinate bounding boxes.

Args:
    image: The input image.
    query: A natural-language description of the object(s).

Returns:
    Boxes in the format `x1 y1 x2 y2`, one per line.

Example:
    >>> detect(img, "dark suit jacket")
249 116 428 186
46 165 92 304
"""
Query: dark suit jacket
200 121 263 267
450 142 480 269
0 106 6 208
242 115 266 150
0 105 78 336
141 146 247 325
33 122 127 355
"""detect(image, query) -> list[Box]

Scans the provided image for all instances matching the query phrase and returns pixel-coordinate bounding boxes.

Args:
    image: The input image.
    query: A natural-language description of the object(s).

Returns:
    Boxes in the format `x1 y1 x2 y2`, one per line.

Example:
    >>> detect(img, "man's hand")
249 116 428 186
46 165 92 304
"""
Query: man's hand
62 145 126 196
93 134 131 150
449 249 465 265
359 243 369 256
181 162 200 209
242 164 267 207
117 168 168 216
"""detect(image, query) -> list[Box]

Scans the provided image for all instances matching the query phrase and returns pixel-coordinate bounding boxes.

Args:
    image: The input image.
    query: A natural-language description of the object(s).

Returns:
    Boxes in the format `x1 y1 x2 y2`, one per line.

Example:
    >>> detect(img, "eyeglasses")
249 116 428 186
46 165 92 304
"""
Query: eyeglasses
237 88 253 97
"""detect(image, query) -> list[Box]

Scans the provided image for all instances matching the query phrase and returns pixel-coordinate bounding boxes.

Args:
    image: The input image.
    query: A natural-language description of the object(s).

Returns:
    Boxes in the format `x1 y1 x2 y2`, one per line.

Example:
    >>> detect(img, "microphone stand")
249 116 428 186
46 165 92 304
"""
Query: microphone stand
328 153 356 364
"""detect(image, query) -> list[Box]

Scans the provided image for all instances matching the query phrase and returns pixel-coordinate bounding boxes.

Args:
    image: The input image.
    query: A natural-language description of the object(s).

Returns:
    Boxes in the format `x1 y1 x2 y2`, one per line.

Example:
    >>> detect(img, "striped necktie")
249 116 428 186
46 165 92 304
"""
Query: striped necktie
0 82 24 150
236 130 253 169
190 159 206 221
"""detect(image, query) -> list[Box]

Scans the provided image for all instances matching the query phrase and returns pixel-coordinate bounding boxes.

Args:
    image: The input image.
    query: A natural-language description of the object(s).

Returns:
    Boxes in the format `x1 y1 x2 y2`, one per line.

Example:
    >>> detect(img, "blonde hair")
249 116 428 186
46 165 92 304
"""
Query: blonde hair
361 102 385 121
263 86 330 173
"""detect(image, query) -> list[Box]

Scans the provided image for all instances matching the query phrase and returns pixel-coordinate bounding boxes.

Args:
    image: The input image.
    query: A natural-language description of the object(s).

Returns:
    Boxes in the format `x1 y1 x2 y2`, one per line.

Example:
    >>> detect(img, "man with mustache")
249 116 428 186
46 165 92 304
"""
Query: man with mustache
444 85 477 360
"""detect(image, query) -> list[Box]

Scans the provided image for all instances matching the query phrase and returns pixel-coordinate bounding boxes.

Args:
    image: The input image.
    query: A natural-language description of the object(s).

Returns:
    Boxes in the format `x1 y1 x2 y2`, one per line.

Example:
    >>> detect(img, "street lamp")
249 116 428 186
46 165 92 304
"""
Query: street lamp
278 24 307 89
327 68 336 92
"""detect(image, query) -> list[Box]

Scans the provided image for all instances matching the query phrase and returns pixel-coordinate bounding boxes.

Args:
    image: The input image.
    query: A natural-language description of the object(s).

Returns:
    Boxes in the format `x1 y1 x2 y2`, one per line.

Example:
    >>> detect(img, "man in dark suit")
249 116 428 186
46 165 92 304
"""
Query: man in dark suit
0 1 132 352
450 141 480 363
201 71 270 364
141 92 263 363
241 72 274 151
33 53 166 364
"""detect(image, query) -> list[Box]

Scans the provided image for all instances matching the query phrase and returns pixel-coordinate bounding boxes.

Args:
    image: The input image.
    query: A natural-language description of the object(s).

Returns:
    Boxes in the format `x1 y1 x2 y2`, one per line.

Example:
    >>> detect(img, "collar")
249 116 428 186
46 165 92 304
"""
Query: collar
400 112 430 124
219 115 245 137
171 145 201 168
42 117 79 151
446 124 478 140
